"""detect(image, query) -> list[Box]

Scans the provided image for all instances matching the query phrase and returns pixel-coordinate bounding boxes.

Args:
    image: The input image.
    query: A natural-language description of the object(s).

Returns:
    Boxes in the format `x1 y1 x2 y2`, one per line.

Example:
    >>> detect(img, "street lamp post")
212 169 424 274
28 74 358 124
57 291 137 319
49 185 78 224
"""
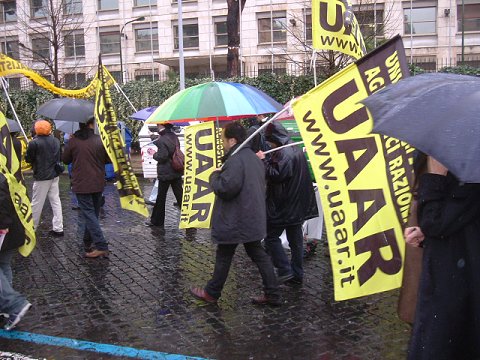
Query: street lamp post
119 16 145 84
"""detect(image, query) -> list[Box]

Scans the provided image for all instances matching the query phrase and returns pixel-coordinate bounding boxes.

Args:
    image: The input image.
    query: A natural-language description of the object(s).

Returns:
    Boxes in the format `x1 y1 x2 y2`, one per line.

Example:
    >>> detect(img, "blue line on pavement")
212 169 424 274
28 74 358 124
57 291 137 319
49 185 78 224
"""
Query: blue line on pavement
0 330 209 360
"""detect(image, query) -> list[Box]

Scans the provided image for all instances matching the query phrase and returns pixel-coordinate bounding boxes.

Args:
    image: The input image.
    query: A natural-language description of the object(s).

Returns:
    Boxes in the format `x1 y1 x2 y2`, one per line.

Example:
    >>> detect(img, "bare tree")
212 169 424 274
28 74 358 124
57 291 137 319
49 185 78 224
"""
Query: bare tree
226 0 246 77
9 0 90 86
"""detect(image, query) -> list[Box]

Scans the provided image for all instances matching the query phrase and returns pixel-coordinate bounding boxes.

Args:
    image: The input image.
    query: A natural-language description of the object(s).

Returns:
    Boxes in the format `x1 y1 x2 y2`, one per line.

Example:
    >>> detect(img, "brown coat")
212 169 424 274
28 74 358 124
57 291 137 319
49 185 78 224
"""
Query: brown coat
62 129 111 194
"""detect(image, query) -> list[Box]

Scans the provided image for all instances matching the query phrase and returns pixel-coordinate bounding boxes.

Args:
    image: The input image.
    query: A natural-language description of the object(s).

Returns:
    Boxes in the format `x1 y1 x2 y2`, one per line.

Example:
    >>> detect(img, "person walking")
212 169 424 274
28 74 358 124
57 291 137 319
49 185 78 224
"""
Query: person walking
0 173 32 330
62 117 111 258
145 123 183 233
190 122 281 306
407 157 480 359
257 121 318 285
25 120 64 237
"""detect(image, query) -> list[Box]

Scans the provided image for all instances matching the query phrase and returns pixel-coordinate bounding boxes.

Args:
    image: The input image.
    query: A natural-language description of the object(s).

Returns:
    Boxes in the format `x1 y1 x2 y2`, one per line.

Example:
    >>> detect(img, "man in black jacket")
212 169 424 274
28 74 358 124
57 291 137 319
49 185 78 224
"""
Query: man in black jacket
257 121 318 285
25 120 64 237
0 174 32 330
190 122 280 306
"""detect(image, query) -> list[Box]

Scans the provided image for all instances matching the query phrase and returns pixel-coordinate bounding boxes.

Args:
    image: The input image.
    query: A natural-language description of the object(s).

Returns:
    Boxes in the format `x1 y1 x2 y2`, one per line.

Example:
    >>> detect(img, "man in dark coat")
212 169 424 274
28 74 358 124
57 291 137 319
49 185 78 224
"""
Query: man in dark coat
408 157 480 359
62 118 111 258
145 123 183 232
0 173 32 330
258 121 318 285
190 122 280 306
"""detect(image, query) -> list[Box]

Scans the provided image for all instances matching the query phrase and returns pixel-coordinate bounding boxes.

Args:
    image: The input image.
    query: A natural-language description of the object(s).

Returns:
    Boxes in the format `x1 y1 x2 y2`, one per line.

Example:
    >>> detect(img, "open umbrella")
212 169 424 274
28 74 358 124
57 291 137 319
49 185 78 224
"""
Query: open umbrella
36 98 94 123
130 106 158 121
146 82 282 124
54 120 80 133
361 72 480 183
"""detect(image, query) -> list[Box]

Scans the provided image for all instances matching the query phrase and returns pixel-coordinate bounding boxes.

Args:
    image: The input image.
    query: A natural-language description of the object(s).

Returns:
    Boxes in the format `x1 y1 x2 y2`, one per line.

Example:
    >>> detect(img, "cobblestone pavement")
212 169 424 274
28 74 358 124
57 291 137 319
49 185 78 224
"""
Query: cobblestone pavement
0 174 411 360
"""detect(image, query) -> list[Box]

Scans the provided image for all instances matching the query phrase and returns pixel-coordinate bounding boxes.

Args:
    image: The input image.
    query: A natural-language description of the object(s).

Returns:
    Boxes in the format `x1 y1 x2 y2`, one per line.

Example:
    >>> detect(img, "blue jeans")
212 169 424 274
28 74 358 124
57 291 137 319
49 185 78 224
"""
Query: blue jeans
265 224 304 280
76 192 108 251
0 250 27 314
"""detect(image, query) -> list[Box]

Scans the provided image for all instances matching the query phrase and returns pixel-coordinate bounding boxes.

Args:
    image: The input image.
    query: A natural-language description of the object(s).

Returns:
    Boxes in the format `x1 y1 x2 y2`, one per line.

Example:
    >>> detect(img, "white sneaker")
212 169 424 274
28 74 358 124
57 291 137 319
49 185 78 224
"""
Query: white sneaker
4 302 31 331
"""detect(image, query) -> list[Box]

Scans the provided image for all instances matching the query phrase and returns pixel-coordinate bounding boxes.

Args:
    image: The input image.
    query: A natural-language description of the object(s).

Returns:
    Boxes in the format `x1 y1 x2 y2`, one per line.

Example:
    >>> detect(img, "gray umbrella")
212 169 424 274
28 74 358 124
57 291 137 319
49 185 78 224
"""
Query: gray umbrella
36 98 94 123
361 72 480 183
6 118 21 133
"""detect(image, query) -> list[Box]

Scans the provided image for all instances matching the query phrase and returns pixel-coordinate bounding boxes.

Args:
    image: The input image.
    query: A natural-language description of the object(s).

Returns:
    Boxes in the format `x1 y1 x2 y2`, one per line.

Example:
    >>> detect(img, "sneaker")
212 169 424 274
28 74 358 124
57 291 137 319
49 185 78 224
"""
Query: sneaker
277 273 294 284
49 230 64 237
4 302 31 331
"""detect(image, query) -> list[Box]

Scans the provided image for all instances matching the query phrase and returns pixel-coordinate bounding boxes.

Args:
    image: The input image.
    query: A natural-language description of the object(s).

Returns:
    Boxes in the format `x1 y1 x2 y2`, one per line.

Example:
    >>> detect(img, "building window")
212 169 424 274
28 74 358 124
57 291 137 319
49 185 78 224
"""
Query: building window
258 62 286 75
457 54 480 67
135 69 159 81
6 77 21 90
257 12 287 44
356 9 384 38
1 1 16 23
98 0 118 11
30 0 47 18
412 56 436 71
404 7 436 35
134 0 155 6
31 37 50 61
64 73 86 87
135 26 158 52
305 13 312 41
64 32 85 57
99 30 120 54
214 19 227 46
457 3 480 32
108 70 122 83
64 0 82 15
173 22 199 49
1 39 19 59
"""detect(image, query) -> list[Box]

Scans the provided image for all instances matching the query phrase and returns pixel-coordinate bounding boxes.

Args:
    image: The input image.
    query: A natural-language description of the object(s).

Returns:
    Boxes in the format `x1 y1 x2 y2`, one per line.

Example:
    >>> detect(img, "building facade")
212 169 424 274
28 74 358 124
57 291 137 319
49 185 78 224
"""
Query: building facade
1 0 479 89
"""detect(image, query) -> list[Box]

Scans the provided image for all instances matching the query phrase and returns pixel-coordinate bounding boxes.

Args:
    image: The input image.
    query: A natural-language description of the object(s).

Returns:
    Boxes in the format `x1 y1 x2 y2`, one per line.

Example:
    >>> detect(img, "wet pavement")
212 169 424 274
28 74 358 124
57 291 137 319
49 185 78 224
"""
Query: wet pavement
0 174 411 359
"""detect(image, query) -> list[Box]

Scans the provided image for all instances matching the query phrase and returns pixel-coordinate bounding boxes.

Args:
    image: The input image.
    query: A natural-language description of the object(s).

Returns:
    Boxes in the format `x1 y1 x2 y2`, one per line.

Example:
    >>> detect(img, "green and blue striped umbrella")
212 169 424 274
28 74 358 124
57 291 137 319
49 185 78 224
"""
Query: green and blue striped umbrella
145 82 282 124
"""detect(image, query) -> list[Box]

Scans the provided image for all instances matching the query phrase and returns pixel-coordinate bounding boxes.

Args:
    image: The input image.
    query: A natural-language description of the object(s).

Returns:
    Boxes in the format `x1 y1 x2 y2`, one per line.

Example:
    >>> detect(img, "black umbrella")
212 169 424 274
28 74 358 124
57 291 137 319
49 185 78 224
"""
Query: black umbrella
36 98 94 123
361 73 480 183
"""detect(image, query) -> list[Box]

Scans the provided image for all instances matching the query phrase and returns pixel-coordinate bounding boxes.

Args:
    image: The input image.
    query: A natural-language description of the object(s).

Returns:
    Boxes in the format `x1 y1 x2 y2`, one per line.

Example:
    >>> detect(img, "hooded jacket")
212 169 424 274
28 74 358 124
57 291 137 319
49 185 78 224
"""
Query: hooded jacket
209 143 267 244
153 127 182 182
25 135 61 181
62 128 111 194
263 121 318 226
0 174 26 252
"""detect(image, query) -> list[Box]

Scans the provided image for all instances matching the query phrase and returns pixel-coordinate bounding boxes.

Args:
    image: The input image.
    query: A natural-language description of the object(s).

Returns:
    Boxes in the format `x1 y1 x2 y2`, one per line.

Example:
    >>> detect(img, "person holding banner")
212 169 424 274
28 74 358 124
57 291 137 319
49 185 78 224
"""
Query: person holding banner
145 123 183 233
257 122 318 285
190 122 281 306
0 173 32 330
408 157 480 359
25 120 64 237
62 117 111 258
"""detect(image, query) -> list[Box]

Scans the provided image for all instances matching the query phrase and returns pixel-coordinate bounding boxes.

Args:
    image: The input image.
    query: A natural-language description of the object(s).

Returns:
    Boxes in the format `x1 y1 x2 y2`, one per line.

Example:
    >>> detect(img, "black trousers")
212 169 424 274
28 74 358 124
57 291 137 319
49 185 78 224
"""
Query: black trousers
205 241 280 300
150 178 183 227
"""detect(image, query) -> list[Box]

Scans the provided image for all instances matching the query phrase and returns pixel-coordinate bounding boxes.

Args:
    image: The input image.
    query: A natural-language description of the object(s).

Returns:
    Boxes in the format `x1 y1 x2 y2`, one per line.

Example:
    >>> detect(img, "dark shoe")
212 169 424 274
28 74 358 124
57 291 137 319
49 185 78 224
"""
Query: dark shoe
72 205 80 210
144 200 156 206
173 202 180 208
49 230 64 237
251 295 282 307
85 249 109 258
4 302 31 331
144 221 157 227
84 244 94 253
285 277 303 286
189 287 217 304
277 273 294 284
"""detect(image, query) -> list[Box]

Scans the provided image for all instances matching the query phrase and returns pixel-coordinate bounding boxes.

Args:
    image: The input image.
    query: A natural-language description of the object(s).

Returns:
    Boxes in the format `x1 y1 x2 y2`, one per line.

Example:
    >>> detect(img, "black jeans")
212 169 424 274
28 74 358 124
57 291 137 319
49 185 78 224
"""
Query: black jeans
205 241 280 300
150 178 183 227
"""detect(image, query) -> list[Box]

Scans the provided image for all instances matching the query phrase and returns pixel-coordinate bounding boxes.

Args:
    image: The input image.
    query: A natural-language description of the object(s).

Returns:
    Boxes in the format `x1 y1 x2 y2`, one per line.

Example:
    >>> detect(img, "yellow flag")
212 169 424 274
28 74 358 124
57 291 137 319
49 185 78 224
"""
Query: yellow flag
179 122 223 229
0 53 114 98
292 36 413 300
94 61 149 218
312 0 366 59
0 112 35 256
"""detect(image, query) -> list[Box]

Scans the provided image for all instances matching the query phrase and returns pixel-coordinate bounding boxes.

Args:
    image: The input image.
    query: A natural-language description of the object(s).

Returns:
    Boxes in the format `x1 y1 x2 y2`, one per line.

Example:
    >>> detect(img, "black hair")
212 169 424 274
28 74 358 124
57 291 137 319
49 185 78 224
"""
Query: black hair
224 121 247 144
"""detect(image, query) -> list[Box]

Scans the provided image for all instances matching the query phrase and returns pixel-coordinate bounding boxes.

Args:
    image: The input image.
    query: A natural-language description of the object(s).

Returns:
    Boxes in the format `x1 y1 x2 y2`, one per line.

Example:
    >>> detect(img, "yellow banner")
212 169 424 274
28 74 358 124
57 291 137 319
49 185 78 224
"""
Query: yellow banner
312 0 366 59
0 112 35 256
293 36 413 300
180 122 223 229
0 53 114 98
94 62 148 218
